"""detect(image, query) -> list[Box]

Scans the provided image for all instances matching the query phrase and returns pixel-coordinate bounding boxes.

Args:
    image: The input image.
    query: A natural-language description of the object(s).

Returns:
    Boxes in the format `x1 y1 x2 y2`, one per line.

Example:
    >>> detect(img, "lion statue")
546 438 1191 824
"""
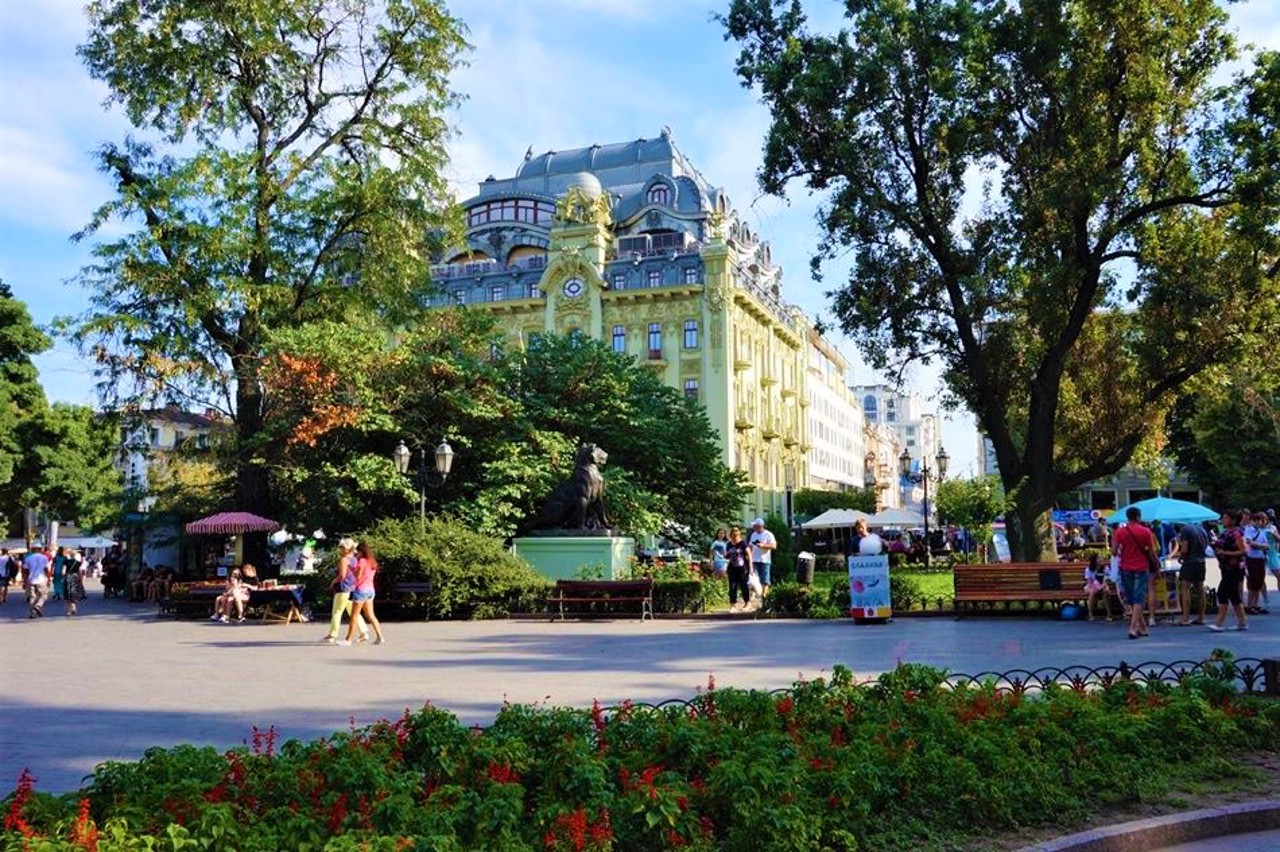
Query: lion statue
529 444 612 531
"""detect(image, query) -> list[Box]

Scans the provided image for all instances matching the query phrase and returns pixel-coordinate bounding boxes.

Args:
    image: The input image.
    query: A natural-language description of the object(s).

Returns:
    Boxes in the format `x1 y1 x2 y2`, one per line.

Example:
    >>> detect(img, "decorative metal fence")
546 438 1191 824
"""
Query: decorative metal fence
590 657 1279 717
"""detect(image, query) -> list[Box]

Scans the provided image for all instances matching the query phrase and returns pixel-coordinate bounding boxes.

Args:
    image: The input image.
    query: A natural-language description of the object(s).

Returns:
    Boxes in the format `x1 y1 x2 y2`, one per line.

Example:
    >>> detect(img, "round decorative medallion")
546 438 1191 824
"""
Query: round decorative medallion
562 278 585 299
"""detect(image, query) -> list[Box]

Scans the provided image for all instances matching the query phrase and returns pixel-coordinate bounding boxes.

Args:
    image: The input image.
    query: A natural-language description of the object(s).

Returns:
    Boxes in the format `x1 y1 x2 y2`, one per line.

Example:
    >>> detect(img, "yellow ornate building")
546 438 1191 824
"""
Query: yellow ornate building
432 130 818 521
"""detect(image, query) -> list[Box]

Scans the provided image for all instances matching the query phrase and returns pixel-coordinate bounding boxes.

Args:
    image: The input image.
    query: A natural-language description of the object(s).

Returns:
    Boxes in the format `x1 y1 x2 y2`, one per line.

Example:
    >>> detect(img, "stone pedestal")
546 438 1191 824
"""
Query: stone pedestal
512 536 635 580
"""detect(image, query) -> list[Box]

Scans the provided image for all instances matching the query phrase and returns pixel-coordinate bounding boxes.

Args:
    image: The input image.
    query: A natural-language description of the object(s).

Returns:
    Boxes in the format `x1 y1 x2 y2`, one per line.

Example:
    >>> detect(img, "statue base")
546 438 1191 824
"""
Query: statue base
512 535 635 580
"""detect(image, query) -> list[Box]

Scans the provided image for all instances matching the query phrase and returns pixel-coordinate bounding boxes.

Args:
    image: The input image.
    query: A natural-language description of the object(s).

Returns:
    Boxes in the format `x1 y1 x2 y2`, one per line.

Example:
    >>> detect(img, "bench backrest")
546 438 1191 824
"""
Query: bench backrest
554 579 653 595
954 563 1087 593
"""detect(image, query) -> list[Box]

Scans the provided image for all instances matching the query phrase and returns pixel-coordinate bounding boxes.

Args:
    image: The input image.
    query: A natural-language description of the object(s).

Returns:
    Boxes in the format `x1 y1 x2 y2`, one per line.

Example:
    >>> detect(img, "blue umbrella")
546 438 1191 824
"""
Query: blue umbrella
1105 497 1218 525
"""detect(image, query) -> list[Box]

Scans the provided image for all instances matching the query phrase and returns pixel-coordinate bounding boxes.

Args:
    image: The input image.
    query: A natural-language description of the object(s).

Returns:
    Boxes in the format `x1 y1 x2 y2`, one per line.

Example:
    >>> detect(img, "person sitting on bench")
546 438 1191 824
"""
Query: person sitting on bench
211 566 258 623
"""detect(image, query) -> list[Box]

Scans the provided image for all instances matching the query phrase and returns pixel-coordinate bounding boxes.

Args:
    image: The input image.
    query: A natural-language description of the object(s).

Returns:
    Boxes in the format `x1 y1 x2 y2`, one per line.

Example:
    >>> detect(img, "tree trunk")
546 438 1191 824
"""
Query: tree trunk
1006 486 1058 562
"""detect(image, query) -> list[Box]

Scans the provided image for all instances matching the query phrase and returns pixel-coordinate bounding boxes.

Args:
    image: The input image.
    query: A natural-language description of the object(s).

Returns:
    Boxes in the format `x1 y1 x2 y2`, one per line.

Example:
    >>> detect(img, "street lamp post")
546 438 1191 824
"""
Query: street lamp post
899 447 950 567
393 439 455 530
783 462 795 531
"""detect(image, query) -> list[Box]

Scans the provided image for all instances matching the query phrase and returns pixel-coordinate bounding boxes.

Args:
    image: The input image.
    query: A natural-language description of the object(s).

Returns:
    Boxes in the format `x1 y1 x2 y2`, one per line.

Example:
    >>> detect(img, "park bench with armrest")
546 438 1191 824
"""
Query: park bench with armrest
157 583 222 618
953 563 1089 614
548 578 654 621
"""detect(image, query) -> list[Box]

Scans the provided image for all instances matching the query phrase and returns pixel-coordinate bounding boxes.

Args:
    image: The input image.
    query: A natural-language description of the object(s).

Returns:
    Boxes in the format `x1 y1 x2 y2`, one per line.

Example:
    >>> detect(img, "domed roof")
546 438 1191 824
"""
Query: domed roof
561 171 604 198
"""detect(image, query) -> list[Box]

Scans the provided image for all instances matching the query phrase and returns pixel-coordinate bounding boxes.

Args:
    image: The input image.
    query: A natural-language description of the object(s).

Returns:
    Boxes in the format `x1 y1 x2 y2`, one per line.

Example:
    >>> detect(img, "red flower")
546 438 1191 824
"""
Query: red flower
775 696 794 716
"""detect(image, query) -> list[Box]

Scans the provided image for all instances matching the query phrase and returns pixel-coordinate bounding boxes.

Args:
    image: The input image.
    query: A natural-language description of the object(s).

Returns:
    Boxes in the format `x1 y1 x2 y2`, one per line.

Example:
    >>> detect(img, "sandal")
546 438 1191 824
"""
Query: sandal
1190 619 1205 625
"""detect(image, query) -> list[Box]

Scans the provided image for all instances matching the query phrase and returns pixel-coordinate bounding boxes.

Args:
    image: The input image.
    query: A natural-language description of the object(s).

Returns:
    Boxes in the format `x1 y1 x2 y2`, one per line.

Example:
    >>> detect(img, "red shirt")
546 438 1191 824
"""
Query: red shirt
1115 524 1156 572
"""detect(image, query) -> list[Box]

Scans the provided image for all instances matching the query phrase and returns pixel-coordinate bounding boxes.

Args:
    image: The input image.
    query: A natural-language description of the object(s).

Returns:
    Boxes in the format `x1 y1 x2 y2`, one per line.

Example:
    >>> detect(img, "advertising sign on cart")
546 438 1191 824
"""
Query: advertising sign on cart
848 554 892 621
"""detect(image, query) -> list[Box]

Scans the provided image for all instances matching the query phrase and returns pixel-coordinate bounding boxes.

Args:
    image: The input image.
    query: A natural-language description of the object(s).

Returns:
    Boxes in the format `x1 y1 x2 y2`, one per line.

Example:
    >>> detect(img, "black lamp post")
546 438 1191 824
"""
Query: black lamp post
899 447 950 566
393 439 454 529
784 462 795 531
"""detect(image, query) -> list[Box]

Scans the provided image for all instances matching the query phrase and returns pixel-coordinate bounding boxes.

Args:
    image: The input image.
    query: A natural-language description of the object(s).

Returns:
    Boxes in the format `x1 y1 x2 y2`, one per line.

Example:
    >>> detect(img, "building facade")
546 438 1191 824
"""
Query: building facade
806 332 865 492
851 384 941 515
429 129 838 521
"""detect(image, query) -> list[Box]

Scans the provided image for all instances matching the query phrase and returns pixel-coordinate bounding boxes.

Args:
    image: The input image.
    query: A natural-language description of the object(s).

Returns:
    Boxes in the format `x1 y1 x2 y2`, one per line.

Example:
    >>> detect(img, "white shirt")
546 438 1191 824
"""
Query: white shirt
1243 524 1269 559
749 529 776 564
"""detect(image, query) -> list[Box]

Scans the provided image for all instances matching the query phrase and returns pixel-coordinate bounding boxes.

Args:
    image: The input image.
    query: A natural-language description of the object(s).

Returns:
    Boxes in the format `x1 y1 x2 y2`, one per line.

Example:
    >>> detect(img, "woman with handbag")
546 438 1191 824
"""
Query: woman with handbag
1208 510 1249 632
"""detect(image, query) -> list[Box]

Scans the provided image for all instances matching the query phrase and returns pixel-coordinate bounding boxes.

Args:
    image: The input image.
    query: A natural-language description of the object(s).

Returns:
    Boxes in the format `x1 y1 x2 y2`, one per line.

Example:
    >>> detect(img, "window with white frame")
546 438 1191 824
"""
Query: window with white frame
647 184 670 205
612 325 626 353
682 266 698 284
684 378 699 400
647 269 661 288
490 284 505 302
647 323 662 359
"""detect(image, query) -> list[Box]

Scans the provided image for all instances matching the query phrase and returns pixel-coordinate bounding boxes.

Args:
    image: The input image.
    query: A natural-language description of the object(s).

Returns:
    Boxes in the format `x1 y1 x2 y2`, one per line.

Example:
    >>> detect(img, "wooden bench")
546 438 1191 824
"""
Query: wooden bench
954 563 1088 615
380 581 433 621
548 579 654 621
157 584 221 618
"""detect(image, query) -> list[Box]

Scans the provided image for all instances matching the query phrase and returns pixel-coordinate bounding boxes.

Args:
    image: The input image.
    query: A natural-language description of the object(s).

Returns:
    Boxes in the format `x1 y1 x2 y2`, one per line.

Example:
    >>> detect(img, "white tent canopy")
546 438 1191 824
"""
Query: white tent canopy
800 508 872 530
867 508 926 528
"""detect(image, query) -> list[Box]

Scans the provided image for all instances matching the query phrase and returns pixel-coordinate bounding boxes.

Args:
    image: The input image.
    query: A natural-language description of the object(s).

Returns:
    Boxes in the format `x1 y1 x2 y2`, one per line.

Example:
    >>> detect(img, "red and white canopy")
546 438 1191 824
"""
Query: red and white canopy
185 512 281 535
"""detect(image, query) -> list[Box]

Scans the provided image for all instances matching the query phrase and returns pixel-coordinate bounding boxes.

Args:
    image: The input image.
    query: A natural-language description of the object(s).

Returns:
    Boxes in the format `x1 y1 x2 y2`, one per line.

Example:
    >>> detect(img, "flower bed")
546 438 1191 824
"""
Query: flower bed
4 663 1277 850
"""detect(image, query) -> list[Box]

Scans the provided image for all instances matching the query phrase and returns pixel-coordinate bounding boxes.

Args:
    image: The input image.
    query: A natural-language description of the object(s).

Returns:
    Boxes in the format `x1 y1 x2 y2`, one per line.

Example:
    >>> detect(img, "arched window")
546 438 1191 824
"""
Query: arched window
647 184 670 205
612 325 626 353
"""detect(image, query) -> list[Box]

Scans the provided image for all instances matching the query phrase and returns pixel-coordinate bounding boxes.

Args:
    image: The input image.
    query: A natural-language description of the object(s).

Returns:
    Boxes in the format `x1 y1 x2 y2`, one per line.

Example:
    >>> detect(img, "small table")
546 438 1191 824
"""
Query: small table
249 585 310 624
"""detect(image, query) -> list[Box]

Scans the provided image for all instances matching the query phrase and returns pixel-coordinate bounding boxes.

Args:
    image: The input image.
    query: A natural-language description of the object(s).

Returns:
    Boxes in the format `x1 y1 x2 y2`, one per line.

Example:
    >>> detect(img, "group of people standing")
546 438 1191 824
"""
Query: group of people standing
1108 506 1279 638
709 518 777 611
2 545 89 618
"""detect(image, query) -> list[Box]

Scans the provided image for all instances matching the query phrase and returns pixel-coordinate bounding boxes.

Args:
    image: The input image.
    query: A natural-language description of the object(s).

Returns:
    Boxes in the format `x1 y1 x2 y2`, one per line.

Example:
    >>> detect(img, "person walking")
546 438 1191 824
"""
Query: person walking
709 528 729 579
62 551 86 616
724 526 751 612
748 518 777 597
1112 507 1158 640
339 542 385 646
22 548 51 618
322 538 367 644
1208 510 1248 632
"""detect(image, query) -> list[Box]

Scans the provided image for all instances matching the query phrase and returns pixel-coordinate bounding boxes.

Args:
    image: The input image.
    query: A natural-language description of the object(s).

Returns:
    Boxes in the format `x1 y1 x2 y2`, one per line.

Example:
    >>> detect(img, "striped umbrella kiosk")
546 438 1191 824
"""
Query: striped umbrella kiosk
185 512 282 575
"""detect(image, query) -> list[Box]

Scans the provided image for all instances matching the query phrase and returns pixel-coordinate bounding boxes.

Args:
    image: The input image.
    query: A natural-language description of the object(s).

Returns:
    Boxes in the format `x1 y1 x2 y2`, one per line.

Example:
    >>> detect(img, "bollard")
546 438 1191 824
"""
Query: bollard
1264 658 1280 697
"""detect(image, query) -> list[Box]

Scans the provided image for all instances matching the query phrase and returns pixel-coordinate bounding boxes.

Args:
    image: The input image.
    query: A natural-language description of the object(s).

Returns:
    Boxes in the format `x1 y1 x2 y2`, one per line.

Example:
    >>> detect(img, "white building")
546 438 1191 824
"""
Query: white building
805 332 865 491
850 384 942 515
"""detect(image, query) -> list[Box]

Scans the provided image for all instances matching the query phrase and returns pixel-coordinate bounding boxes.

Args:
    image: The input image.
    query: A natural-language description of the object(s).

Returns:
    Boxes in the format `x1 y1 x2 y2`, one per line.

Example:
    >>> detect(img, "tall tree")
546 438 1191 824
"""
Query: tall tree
0 281 52 532
67 0 470 520
724 0 1278 559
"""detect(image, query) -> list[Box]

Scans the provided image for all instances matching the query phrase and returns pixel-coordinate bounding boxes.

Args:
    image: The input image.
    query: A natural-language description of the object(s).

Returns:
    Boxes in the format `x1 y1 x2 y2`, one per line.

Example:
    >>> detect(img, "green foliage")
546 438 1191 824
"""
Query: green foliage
7 669 1277 850
360 516 549 619
793 487 877 519
722 0 1280 561
66 0 470 514
1165 366 1280 510
12 404 125 532
0 281 51 531
261 324 748 545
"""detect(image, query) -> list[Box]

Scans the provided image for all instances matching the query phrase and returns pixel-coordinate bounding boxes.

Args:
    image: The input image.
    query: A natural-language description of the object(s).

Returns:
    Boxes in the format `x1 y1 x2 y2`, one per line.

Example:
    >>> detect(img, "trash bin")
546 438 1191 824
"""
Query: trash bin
796 551 815 585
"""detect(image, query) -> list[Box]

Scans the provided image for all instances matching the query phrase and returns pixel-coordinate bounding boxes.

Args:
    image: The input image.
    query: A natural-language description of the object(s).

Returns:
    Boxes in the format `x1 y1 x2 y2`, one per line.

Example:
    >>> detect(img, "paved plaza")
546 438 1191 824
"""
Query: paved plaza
1 580 1276 795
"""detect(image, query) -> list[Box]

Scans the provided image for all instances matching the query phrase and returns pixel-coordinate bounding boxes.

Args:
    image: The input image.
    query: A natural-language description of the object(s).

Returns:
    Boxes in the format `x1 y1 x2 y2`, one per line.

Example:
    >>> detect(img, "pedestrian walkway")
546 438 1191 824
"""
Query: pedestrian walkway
0 582 1275 794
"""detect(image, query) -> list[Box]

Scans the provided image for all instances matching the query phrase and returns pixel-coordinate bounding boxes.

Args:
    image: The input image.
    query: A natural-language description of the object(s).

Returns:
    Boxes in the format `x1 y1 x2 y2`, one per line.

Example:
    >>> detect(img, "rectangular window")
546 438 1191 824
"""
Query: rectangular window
613 272 626 289
149 427 160 446
684 378 699 400
490 285 505 302
451 290 466 305
612 325 626 353
647 323 662 359
526 282 541 299
683 267 699 285
683 319 699 349
647 269 661 288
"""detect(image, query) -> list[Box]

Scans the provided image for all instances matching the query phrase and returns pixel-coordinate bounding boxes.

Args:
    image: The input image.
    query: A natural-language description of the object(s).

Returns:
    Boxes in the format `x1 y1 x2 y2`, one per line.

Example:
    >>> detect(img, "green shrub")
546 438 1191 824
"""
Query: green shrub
6 666 1277 850
361 516 550 619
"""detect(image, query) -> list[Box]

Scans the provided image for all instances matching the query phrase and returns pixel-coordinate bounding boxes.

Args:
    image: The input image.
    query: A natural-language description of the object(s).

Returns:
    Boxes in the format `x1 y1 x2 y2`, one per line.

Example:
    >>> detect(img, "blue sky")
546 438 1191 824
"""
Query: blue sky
2 0 1278 478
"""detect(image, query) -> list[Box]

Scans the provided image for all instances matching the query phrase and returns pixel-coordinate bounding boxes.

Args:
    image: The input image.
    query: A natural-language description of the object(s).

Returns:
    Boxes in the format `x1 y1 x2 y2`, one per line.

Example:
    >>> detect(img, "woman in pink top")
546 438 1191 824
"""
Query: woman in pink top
340 542 385 646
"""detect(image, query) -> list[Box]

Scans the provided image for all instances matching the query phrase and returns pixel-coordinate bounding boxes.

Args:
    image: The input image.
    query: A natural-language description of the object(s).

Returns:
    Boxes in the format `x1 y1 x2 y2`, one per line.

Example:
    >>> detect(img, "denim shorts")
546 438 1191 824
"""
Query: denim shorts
753 562 771 586
1120 571 1147 605
350 590 374 602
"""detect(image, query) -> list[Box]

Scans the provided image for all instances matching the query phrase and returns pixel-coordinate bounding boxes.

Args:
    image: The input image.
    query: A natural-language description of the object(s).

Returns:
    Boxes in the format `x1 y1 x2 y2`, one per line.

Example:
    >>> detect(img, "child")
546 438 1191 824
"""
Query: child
1084 554 1112 622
